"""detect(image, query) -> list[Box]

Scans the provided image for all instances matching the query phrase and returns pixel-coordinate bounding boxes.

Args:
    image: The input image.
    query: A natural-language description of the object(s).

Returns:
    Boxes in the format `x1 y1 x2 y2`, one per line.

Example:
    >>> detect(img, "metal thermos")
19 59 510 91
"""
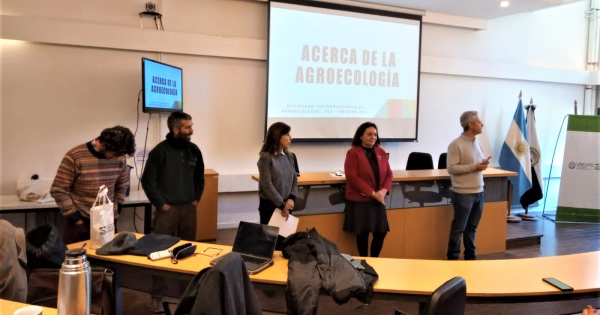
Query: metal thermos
57 248 91 315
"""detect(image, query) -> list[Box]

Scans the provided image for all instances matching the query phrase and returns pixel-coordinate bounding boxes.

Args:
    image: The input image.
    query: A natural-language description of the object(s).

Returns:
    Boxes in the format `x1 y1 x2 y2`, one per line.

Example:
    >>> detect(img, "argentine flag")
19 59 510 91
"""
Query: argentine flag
499 99 532 207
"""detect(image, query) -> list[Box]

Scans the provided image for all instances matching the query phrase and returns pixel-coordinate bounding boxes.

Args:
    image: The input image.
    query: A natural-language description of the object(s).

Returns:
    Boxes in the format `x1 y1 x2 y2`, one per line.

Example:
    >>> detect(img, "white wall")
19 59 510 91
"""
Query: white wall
0 0 591 228
0 0 268 39
422 2 588 70
0 41 162 189
418 0 589 179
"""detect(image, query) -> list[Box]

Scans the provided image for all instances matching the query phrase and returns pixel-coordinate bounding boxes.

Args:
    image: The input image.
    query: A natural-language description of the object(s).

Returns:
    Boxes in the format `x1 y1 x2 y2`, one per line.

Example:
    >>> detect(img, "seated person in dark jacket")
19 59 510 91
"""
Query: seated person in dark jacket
0 220 27 302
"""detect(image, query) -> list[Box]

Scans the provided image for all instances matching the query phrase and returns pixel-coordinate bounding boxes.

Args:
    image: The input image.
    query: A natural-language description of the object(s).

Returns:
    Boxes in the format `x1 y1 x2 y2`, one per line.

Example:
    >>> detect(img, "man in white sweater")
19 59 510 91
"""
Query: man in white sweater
446 111 491 260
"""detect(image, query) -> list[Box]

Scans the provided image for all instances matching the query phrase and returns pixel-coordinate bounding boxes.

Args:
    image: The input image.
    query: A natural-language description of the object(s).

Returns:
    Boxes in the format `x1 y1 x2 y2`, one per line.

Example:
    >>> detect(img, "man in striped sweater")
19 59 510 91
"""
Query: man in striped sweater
50 126 136 244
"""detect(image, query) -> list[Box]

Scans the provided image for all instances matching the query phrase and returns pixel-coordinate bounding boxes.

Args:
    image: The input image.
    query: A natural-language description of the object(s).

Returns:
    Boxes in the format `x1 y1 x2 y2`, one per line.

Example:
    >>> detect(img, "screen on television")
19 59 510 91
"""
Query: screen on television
142 58 183 113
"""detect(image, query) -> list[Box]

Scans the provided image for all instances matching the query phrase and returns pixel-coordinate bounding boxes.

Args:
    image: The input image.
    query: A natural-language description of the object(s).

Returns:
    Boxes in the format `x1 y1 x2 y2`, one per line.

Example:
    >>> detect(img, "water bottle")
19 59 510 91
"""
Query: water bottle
57 248 91 315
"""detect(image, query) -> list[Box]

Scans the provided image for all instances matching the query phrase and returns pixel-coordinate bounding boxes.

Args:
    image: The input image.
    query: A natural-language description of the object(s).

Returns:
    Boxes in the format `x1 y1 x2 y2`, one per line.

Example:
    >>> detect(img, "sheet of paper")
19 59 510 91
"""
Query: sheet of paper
268 208 299 238
36 197 55 204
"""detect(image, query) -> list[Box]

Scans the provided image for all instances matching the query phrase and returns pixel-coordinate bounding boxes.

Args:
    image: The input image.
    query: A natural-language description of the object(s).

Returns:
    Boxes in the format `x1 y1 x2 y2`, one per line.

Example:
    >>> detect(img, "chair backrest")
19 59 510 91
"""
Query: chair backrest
438 153 447 170
175 252 262 315
427 276 466 315
406 152 434 170
291 152 300 176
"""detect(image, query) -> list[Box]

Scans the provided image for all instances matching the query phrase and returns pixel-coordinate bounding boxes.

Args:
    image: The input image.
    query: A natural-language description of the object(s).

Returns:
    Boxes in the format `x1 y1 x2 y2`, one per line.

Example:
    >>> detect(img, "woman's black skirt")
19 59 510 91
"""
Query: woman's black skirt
343 200 389 235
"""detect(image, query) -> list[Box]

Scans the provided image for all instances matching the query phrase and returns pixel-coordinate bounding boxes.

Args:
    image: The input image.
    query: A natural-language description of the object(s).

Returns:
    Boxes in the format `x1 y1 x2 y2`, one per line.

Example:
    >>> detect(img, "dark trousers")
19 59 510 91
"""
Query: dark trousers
62 218 91 245
447 192 484 260
62 217 118 245
356 232 387 257
152 203 197 306
153 203 197 241
258 198 286 251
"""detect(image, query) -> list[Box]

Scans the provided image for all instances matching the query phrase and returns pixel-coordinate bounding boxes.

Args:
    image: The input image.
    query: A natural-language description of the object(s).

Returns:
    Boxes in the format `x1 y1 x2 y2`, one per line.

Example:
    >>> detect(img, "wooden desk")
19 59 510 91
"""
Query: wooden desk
0 191 152 233
449 252 600 299
68 237 600 315
67 236 462 315
392 168 516 181
252 168 517 259
251 168 517 185
1 298 58 315
196 169 219 241
252 172 346 186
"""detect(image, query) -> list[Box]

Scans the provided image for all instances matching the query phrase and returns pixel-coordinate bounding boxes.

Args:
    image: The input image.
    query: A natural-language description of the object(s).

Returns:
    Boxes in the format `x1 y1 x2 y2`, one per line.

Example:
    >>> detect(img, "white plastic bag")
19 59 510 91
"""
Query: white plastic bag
90 185 115 249
16 179 52 202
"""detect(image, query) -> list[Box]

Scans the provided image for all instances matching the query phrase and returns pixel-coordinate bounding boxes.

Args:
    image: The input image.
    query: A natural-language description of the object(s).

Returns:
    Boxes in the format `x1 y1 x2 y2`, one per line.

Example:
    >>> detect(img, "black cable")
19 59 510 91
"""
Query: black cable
132 89 143 233
542 114 569 216
138 113 152 191
132 112 151 233
132 208 139 233
133 89 142 182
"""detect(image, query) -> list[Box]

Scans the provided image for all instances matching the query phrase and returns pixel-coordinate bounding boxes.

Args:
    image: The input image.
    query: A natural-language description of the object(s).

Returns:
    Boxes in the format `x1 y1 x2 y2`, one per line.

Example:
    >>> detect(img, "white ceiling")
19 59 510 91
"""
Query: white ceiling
361 0 582 20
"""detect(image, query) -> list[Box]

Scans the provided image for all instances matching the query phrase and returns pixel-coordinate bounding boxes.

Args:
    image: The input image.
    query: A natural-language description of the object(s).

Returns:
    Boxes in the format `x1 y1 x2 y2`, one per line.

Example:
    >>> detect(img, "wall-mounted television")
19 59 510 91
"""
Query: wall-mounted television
142 58 183 113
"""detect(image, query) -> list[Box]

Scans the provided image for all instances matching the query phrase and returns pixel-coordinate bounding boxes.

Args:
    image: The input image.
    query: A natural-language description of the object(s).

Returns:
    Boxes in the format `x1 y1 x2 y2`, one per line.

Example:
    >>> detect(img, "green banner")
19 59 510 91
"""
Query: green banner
556 206 600 223
567 115 600 133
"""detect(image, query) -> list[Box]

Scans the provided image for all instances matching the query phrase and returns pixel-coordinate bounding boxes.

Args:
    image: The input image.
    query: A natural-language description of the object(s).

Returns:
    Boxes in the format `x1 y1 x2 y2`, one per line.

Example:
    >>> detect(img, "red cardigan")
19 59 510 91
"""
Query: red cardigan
344 146 393 202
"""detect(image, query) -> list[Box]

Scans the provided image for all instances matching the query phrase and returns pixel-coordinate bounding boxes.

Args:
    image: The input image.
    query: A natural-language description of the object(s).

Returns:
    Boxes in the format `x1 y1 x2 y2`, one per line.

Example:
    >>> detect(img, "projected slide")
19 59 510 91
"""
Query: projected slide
268 1 421 141
143 59 183 112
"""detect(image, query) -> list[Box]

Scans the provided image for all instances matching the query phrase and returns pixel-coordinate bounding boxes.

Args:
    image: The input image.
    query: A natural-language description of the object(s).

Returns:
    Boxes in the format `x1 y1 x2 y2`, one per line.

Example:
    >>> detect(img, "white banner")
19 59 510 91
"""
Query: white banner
556 115 600 222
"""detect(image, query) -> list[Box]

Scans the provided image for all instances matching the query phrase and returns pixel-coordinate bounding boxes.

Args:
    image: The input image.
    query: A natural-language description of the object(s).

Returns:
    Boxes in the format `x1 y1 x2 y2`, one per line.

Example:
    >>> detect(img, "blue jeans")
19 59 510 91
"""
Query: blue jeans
447 192 484 260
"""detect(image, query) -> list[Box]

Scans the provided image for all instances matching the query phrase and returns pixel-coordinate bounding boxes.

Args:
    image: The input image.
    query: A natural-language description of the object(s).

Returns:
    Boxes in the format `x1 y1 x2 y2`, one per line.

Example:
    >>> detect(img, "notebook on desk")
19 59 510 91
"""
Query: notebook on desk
210 221 279 274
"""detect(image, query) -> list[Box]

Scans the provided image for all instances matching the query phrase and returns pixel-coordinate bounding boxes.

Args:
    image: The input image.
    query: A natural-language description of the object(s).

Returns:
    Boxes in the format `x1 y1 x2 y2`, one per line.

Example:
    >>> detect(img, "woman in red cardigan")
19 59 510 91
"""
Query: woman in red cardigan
343 122 393 257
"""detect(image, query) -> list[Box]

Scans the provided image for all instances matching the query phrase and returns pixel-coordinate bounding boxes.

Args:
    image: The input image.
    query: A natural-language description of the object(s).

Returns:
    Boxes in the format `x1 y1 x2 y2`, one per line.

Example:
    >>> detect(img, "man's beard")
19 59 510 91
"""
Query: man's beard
175 133 192 142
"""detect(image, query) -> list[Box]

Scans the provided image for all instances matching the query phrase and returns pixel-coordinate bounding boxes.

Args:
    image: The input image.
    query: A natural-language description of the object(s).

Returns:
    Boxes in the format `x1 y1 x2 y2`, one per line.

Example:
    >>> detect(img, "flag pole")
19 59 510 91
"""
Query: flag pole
517 97 540 221
507 91 523 223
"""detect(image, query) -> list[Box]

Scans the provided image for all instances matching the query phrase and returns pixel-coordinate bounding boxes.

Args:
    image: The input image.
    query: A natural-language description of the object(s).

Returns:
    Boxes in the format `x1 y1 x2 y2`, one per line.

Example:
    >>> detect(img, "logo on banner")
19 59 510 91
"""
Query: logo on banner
99 224 115 236
530 148 541 166
569 161 597 171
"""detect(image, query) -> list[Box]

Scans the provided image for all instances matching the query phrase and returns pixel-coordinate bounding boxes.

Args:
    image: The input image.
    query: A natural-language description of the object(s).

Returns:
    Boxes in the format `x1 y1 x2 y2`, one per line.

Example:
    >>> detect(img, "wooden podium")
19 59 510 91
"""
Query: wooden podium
253 168 516 259
195 169 219 241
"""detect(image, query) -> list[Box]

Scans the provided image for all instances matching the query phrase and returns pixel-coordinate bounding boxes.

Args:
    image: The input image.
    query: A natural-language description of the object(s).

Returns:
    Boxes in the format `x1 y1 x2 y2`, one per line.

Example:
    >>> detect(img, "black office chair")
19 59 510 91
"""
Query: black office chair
401 152 443 207
437 153 447 170
437 153 453 202
395 276 466 315
173 252 262 315
293 186 311 211
291 153 310 211
328 184 345 205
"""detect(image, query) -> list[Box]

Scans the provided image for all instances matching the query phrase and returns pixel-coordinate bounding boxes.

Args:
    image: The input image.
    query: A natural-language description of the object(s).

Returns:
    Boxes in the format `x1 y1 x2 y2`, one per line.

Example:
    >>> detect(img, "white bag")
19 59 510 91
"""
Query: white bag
16 179 52 201
90 185 115 249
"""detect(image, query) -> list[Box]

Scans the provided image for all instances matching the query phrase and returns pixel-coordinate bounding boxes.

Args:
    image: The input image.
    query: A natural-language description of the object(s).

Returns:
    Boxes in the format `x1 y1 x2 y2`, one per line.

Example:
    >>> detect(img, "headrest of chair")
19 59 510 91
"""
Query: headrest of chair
406 152 434 170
